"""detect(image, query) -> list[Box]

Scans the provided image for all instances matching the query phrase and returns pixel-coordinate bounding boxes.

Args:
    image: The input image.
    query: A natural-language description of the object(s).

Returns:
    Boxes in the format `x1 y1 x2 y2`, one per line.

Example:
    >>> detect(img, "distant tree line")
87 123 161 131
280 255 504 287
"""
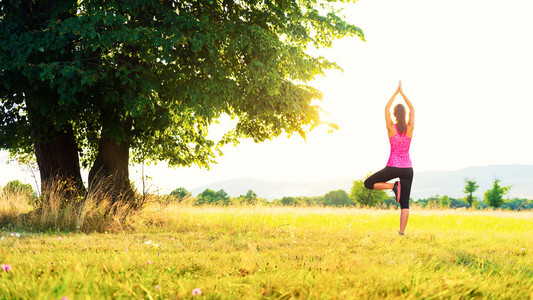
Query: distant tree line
163 177 531 211
3 176 531 211
167 187 270 206
164 179 402 208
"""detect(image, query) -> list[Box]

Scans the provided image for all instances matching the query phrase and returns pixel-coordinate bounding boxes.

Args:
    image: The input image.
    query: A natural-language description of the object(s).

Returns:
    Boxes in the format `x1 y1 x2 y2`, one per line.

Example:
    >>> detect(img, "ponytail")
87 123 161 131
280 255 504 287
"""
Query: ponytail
394 104 407 135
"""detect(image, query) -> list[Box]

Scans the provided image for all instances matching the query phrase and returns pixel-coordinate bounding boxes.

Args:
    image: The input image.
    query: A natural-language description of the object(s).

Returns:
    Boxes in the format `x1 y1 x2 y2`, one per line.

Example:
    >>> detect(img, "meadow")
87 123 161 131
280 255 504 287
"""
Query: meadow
1 195 533 299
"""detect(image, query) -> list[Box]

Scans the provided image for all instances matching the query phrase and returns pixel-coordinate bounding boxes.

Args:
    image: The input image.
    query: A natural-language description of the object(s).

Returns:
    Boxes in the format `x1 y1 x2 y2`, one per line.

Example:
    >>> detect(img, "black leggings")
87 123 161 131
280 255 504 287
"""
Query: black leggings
364 166 414 209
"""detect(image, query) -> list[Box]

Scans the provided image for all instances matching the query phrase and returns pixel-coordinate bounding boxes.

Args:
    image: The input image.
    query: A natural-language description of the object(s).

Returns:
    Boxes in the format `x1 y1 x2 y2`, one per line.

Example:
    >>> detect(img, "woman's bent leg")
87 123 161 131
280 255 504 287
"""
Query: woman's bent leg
364 167 396 190
373 182 394 190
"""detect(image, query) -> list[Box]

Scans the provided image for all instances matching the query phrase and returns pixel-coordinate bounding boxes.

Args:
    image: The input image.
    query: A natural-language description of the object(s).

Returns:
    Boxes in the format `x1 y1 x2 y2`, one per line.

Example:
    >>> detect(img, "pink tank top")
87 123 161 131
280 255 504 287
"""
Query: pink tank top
386 125 412 168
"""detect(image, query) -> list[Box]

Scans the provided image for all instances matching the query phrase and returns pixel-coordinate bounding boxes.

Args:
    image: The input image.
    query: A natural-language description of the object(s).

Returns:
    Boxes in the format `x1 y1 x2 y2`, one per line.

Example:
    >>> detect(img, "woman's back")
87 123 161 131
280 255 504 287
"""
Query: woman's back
387 125 412 168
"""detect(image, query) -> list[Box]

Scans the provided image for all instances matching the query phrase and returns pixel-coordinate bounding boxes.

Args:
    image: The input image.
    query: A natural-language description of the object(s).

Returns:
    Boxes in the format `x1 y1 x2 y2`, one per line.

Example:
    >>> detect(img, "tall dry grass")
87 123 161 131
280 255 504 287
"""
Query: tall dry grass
0 178 148 232
0 184 34 226
2 177 530 234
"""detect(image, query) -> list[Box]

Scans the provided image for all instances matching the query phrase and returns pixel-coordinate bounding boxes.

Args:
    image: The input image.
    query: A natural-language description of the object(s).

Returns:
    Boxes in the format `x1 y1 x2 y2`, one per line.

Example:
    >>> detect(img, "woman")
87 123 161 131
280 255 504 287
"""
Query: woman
364 80 414 235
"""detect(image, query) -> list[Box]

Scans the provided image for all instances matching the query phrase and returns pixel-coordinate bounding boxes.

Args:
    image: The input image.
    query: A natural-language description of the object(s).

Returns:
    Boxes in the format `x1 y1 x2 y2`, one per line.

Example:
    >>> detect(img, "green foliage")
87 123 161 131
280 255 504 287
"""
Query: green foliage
500 198 533 211
278 196 299 206
381 197 400 209
196 188 230 206
484 179 511 208
273 195 322 206
416 196 470 209
439 195 450 208
472 200 488 210
2 180 37 204
0 0 364 173
169 187 191 202
322 189 353 207
237 190 259 205
232 190 270 205
420 195 444 208
463 178 479 207
299 196 322 206
6 152 40 195
449 198 470 209
350 179 387 207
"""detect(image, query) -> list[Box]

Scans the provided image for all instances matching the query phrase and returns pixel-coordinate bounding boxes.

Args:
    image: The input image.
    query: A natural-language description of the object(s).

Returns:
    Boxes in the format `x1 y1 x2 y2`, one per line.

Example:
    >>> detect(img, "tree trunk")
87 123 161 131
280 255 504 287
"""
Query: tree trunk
88 120 134 205
34 127 86 196
26 93 86 204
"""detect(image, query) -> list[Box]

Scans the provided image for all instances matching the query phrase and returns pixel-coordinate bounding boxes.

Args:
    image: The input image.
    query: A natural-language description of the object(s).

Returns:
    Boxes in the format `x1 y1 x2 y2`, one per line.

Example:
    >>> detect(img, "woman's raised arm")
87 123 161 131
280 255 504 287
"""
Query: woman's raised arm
385 83 400 133
398 81 414 128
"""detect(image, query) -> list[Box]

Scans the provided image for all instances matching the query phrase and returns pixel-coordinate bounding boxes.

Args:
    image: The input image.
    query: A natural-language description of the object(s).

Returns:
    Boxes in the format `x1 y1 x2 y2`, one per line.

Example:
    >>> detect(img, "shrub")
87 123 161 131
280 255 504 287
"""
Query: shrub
2 180 37 204
169 187 191 202
322 190 353 207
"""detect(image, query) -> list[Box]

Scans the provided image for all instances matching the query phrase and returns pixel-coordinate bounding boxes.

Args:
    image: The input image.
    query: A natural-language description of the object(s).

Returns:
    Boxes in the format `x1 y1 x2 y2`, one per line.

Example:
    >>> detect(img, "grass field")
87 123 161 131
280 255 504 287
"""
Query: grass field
1 205 532 299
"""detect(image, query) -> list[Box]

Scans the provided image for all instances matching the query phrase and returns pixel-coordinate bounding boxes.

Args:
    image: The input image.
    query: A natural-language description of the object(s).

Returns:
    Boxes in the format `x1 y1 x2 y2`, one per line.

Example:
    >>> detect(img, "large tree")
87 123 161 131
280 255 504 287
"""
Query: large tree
0 1 86 200
1 0 364 203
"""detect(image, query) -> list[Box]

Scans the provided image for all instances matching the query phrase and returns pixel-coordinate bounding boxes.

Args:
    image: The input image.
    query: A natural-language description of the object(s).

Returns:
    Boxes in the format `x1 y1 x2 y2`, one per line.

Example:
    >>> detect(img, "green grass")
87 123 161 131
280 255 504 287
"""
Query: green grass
1 205 532 299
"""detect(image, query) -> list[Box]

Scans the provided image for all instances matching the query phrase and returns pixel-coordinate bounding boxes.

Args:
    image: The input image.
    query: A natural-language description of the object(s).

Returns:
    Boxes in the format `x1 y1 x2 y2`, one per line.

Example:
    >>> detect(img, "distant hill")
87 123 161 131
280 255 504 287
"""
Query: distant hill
190 165 533 201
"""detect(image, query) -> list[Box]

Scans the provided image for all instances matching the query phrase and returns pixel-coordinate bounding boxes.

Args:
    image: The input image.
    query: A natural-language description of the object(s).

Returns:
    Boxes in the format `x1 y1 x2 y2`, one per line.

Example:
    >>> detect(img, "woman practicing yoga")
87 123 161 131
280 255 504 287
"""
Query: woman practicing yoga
364 80 414 235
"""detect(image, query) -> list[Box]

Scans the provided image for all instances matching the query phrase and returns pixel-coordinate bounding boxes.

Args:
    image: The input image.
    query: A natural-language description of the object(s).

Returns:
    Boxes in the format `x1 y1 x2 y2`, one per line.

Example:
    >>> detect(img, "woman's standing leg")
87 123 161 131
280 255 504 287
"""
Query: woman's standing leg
365 167 414 235
398 169 414 234
399 209 409 234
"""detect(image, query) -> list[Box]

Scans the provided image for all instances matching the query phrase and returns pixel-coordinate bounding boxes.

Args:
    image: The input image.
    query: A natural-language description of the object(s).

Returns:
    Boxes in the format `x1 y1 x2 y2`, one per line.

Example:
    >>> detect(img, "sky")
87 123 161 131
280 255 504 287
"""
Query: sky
2 0 533 194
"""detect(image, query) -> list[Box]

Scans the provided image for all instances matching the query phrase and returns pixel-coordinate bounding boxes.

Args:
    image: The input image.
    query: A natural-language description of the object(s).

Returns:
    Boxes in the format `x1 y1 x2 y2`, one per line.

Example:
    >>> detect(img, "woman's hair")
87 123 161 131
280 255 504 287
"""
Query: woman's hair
394 104 407 135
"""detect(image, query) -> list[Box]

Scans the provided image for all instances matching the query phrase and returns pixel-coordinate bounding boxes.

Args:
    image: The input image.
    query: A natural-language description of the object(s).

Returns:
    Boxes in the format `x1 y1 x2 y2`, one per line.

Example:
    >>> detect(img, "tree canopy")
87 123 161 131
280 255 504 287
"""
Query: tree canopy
2 180 37 204
0 0 364 201
322 189 352 207
463 178 479 207
238 190 260 205
196 188 229 206
169 187 191 202
350 179 387 207
484 179 511 208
